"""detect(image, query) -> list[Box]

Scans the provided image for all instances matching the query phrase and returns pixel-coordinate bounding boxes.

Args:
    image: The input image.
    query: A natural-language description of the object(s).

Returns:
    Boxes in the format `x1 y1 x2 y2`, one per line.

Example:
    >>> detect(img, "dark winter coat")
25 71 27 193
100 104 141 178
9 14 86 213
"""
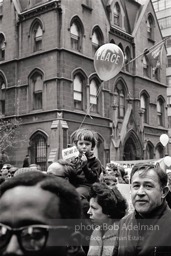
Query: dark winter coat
113 201 171 256
70 153 103 187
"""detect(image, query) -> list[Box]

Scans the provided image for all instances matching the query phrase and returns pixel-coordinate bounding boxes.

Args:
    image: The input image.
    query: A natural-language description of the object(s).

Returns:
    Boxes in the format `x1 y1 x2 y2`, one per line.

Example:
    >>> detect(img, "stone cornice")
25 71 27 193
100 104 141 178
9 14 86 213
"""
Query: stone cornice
109 26 133 43
18 1 61 22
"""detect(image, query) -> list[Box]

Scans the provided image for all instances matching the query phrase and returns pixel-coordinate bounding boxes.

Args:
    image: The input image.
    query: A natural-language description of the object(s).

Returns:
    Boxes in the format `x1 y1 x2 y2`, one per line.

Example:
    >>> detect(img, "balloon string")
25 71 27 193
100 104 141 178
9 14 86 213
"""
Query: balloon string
79 37 168 129
79 84 103 129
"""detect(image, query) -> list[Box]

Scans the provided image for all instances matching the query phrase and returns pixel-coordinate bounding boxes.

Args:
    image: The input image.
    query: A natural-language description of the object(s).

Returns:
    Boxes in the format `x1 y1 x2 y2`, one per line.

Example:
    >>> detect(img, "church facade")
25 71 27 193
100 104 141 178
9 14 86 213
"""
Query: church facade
0 0 168 169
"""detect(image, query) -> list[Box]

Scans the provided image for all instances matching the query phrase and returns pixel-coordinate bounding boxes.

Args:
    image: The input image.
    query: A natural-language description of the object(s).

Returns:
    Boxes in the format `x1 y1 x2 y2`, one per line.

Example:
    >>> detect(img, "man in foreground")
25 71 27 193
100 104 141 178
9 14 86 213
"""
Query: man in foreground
0 171 84 256
113 163 171 256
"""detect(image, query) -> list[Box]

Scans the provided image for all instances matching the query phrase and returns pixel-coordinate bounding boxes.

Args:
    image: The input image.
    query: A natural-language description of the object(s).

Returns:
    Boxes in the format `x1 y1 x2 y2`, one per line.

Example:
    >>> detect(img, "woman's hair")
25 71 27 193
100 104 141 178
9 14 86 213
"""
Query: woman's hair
90 182 128 219
74 128 97 149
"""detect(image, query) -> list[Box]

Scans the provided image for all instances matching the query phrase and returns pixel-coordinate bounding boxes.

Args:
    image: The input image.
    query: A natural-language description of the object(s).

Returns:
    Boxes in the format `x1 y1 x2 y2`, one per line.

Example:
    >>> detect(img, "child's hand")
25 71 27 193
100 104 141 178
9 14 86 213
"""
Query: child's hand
81 153 87 164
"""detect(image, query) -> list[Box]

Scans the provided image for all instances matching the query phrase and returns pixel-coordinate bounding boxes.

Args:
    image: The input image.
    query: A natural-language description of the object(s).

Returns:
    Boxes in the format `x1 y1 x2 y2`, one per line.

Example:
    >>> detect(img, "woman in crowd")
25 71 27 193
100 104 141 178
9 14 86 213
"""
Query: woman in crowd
87 182 128 256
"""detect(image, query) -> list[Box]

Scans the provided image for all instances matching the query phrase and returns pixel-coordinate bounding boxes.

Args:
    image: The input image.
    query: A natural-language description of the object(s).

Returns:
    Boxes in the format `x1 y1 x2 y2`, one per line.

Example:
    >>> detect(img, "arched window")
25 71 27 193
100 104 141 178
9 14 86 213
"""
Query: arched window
92 31 99 47
125 47 131 72
157 97 164 126
92 27 103 56
29 131 47 172
0 33 5 61
143 53 150 78
114 81 126 119
90 79 99 113
31 20 43 52
153 65 160 81
118 43 124 53
29 71 43 110
147 14 154 40
118 43 124 70
155 143 164 159
70 18 84 52
73 74 83 110
140 92 149 124
167 76 171 87
110 39 115 44
113 3 120 26
146 142 154 159
123 137 137 160
0 74 5 115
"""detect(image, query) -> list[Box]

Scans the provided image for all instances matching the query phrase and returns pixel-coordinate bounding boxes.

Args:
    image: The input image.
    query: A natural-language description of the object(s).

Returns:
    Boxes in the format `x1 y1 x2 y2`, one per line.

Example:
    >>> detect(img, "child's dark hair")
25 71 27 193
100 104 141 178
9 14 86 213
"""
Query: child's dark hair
74 128 97 149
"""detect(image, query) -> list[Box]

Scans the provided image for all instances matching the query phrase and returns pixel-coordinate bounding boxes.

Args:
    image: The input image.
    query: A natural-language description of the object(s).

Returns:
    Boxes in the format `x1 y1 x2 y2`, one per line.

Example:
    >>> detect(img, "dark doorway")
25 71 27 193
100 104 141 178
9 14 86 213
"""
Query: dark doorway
123 137 138 160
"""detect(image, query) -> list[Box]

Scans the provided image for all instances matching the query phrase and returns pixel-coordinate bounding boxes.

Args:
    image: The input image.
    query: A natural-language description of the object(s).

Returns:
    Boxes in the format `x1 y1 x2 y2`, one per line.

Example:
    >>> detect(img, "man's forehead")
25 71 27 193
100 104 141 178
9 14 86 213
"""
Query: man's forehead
132 168 159 182
0 185 61 224
0 185 59 203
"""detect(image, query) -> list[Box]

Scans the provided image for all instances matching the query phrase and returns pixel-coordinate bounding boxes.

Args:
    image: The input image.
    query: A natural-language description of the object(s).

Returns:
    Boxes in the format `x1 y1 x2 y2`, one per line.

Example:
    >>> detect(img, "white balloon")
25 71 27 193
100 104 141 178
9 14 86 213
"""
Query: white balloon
160 134 169 147
94 43 124 81
164 156 171 167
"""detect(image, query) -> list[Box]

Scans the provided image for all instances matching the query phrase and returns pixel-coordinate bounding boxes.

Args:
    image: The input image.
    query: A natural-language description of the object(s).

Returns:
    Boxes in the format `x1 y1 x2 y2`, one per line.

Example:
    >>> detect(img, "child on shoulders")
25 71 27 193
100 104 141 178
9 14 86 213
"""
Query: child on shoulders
70 128 103 199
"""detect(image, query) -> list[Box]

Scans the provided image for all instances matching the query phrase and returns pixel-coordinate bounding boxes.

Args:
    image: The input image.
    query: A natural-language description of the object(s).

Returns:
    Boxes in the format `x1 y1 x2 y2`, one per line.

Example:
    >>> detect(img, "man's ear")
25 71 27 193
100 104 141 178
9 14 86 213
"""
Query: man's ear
162 186 169 199
67 231 83 256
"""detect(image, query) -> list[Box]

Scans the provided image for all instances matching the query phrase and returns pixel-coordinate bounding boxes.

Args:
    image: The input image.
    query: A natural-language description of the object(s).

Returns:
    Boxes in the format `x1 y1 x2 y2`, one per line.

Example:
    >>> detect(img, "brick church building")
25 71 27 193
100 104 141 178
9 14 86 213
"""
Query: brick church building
0 0 168 170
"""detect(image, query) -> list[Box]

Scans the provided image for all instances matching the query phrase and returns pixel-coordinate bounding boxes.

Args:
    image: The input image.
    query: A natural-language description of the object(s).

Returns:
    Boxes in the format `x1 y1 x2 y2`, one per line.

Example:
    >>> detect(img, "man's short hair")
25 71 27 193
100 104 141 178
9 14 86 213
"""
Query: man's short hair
0 171 82 220
130 163 168 188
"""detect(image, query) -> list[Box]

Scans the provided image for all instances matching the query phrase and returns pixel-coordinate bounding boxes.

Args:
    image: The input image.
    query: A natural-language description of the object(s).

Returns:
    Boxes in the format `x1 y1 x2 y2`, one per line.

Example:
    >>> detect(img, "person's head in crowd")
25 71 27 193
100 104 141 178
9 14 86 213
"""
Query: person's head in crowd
1 168 8 179
119 166 129 184
87 182 127 225
0 165 17 179
104 163 120 178
14 167 41 177
23 155 30 167
7 172 12 179
100 174 118 189
104 163 128 184
74 128 97 156
105 163 118 176
1 164 12 178
0 171 83 256
47 159 74 180
130 163 169 216
29 164 41 171
8 166 18 178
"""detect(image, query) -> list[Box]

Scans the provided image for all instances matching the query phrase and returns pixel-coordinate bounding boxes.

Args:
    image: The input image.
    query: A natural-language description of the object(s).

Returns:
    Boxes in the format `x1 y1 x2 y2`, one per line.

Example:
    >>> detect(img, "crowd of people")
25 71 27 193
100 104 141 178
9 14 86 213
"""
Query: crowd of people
0 128 171 256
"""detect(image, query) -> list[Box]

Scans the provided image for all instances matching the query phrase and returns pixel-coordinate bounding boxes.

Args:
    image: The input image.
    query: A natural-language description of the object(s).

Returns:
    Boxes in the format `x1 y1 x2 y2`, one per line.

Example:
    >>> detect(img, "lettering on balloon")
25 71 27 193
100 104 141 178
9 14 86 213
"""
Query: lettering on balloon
96 51 121 65
94 43 124 81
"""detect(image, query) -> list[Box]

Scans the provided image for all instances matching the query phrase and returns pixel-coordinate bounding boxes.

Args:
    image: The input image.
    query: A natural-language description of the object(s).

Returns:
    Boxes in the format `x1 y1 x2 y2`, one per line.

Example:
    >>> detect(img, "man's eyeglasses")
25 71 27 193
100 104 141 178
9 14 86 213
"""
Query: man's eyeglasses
0 223 71 252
